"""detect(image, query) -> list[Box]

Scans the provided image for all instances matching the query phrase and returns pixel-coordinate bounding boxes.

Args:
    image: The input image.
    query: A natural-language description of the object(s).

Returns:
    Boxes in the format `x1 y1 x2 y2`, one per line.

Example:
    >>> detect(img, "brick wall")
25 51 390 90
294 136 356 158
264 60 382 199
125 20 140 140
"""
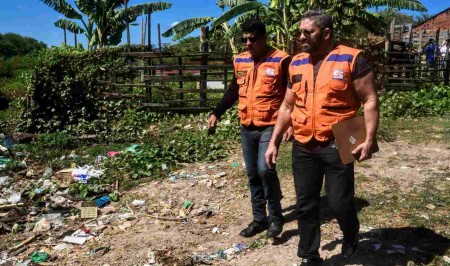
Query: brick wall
413 9 450 32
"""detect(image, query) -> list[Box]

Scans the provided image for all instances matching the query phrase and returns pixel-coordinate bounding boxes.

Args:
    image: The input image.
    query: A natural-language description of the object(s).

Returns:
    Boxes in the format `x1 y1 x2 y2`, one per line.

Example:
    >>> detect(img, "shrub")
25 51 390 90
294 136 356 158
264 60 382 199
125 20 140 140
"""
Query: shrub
380 84 450 118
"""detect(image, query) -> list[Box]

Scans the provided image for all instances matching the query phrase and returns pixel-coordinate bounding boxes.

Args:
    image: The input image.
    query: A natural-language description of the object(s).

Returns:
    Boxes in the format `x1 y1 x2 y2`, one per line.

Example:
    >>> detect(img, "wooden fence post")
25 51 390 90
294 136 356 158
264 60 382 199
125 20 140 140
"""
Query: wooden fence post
147 8 152 48
124 0 130 45
199 26 209 107
444 58 450 86
178 56 184 101
223 44 229 91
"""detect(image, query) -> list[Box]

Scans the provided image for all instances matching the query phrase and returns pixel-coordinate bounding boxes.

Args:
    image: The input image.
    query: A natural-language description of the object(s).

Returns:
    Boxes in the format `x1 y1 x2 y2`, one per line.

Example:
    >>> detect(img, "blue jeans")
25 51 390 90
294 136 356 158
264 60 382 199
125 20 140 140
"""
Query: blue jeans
240 125 283 222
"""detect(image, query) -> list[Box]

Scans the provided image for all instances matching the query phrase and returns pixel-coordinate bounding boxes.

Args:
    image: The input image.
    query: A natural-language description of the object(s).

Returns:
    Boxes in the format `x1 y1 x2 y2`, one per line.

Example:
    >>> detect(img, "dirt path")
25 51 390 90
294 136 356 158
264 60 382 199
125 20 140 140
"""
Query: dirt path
62 141 450 266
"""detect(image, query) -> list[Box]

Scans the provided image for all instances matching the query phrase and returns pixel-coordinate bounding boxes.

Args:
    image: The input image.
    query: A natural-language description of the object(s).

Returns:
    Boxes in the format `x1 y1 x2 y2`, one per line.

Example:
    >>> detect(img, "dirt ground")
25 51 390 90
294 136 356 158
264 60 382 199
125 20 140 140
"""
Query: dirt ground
50 141 450 266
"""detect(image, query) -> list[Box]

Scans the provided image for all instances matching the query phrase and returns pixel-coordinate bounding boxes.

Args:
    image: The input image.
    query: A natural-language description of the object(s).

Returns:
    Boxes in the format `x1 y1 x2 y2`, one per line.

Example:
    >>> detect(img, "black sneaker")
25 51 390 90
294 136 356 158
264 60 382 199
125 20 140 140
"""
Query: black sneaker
342 239 359 258
239 220 268 238
267 215 284 238
298 257 323 266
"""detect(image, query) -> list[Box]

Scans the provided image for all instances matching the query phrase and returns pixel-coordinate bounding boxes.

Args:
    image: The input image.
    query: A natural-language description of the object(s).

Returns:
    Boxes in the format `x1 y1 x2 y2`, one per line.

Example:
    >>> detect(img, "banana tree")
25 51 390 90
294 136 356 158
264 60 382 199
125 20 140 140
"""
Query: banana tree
39 0 172 50
302 0 427 38
54 19 85 47
162 0 263 54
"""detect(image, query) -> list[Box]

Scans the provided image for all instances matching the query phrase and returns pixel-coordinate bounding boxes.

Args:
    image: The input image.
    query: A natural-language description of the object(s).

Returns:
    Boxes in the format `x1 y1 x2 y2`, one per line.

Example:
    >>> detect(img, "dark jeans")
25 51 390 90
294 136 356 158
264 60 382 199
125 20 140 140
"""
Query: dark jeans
240 125 283 222
292 139 359 259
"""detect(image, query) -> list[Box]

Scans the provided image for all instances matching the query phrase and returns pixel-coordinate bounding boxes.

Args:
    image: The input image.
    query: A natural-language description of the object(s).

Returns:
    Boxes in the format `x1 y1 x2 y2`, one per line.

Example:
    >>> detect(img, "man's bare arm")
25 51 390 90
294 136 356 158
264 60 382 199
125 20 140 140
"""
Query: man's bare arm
265 89 296 168
352 71 379 161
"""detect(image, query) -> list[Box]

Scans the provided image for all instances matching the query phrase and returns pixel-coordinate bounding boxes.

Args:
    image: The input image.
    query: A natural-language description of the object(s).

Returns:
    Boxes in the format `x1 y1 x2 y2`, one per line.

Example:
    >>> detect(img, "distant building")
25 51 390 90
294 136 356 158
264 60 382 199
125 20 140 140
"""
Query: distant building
412 7 450 47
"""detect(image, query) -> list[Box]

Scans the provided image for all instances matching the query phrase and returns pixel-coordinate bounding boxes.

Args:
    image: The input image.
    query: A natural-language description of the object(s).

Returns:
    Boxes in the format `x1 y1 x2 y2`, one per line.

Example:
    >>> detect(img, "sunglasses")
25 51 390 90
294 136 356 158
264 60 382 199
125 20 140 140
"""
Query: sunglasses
241 36 259 43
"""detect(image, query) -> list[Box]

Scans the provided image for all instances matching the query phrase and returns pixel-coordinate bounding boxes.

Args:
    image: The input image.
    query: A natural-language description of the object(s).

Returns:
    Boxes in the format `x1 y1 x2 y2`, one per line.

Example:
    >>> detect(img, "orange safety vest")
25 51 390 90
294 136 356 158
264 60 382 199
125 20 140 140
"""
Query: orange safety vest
234 48 290 127
289 45 362 143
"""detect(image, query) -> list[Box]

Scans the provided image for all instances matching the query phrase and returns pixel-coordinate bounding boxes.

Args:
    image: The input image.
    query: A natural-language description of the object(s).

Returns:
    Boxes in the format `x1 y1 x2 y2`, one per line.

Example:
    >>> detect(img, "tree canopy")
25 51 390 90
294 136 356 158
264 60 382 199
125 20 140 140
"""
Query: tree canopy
0 33 47 58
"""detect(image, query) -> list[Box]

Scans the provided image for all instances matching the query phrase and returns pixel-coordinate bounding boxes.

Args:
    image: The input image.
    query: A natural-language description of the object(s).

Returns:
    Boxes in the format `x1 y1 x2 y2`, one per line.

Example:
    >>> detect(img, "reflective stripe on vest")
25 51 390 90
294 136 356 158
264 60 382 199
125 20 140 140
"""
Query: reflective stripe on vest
289 45 362 143
234 49 290 127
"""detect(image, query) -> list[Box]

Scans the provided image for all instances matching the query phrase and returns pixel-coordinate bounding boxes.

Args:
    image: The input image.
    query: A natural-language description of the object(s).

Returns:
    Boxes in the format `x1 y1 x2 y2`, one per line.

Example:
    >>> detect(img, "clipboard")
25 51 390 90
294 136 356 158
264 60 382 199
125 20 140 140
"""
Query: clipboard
331 116 379 164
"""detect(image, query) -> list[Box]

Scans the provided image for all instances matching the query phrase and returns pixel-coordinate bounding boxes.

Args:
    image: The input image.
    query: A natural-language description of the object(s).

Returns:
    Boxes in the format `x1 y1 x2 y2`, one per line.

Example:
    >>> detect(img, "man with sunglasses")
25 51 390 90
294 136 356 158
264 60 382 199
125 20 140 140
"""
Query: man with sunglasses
208 19 292 238
265 10 379 265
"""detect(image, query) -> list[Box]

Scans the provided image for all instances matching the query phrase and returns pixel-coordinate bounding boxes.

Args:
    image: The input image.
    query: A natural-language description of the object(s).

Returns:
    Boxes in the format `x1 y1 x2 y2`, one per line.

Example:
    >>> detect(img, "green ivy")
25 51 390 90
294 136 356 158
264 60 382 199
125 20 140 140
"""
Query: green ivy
380 84 450 118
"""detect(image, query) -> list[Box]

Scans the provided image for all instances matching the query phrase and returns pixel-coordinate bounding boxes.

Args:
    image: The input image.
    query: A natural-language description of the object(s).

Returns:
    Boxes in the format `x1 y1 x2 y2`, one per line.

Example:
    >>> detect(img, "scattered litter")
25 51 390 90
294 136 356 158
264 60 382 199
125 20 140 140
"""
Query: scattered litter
33 218 51 233
131 199 146 207
215 172 227 178
94 196 111 208
412 247 426 253
147 250 156 264
212 227 220 234
373 243 382 251
30 251 49 263
0 176 11 188
43 167 53 178
89 246 110 256
400 166 410 170
387 244 406 254
0 158 12 169
183 200 192 209
425 203 436 210
443 256 450 263
81 203 98 219
231 162 239 167
62 229 95 245
107 151 121 158
119 221 133 230
8 193 21 204
43 213 64 227
161 163 168 171
53 243 72 253
124 144 141 154
95 155 107 164
72 165 104 183
223 243 246 255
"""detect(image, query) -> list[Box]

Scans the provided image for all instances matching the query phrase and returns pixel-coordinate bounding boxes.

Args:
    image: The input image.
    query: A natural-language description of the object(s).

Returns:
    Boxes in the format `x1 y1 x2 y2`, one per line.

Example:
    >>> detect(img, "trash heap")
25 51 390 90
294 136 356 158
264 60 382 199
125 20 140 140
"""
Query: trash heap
0 142 144 265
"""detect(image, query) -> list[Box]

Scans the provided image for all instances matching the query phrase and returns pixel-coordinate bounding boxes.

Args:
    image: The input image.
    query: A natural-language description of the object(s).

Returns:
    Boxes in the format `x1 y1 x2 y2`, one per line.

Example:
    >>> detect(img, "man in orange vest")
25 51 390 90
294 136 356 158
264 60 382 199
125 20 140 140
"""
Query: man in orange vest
208 19 292 238
265 10 379 265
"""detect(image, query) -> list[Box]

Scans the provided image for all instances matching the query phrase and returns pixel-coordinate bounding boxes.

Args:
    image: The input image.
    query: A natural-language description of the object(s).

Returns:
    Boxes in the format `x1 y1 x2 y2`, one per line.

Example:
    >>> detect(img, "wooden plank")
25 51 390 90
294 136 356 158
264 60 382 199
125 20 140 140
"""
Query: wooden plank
380 69 444 73
385 77 432 82
159 107 212 112
143 75 232 82
165 88 226 93
141 102 170 107
129 65 233 71
101 92 146 99
163 98 221 103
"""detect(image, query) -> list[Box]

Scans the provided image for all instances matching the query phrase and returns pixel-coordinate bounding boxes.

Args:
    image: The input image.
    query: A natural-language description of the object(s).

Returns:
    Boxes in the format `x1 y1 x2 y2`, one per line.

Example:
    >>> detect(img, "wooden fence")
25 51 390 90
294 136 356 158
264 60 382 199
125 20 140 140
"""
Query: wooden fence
98 50 450 111
377 52 450 90
98 51 234 112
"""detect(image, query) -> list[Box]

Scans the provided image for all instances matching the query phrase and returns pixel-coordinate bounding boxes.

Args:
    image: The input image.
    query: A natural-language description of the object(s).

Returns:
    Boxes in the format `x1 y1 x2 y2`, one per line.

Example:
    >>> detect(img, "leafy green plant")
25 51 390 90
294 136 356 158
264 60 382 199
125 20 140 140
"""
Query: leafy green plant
36 132 71 149
380 84 450 118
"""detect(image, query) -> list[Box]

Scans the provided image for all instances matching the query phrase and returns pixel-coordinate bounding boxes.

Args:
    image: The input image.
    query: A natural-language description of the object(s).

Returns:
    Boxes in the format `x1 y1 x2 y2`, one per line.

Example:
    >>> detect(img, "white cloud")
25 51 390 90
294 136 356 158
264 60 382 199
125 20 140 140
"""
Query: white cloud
170 21 179 27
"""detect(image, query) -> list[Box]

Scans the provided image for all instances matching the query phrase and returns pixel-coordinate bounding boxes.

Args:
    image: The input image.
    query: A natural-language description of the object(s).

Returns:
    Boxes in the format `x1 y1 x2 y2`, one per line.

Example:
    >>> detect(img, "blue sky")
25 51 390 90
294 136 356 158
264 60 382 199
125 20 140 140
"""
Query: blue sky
0 0 447 48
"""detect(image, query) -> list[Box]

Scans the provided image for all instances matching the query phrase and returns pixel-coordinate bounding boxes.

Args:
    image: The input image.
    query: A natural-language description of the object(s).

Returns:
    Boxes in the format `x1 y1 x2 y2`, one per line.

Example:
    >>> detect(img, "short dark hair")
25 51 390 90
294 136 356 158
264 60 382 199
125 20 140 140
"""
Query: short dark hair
429 38 434 42
302 10 333 32
242 19 266 36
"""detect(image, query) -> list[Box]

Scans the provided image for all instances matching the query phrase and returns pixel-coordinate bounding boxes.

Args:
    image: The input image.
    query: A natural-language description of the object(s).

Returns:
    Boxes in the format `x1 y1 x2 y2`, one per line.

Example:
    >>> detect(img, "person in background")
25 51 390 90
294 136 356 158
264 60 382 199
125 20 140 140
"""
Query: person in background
439 38 450 60
423 38 436 66
208 19 292 239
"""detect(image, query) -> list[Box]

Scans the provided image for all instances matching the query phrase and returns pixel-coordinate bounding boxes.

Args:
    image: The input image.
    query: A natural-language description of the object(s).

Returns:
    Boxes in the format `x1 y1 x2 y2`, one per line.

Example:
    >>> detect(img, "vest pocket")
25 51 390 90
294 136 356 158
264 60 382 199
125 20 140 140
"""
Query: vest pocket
324 80 352 107
238 103 247 120
260 76 276 96
292 81 306 105
291 108 306 124
254 104 276 121
238 76 248 96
